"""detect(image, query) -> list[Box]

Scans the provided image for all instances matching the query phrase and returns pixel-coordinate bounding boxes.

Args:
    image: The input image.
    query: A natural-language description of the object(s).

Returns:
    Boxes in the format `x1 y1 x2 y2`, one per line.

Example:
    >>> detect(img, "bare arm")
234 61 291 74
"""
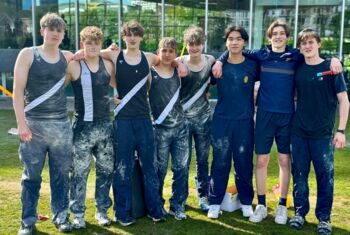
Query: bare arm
100 49 119 64
13 48 33 142
333 91 349 149
103 59 116 88
65 60 81 86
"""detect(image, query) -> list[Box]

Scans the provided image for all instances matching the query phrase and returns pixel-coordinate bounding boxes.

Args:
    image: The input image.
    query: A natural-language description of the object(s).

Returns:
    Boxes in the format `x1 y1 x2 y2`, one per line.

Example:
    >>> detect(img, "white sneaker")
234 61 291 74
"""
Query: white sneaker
199 197 210 211
275 205 288 225
72 216 86 229
207 205 221 219
249 205 267 223
241 205 253 217
95 212 111 226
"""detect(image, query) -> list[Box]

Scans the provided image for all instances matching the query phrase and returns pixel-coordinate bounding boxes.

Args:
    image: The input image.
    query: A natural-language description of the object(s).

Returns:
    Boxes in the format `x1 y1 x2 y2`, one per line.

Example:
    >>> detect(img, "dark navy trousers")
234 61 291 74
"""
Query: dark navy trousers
291 135 334 222
112 118 163 220
208 117 254 206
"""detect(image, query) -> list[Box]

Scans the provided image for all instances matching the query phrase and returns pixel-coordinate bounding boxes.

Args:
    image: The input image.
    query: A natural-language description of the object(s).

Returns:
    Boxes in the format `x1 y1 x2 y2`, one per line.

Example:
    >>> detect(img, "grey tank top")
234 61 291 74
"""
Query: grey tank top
149 68 185 128
179 55 212 121
25 47 68 120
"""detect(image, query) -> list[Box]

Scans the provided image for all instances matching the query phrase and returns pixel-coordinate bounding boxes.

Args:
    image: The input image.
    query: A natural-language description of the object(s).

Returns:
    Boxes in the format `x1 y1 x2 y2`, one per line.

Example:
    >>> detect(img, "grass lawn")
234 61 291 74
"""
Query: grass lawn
0 109 349 235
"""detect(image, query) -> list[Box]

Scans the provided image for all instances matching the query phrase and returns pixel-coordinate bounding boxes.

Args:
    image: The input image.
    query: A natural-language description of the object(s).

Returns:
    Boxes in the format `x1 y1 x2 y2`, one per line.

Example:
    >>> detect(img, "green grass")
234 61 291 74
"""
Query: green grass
0 109 349 234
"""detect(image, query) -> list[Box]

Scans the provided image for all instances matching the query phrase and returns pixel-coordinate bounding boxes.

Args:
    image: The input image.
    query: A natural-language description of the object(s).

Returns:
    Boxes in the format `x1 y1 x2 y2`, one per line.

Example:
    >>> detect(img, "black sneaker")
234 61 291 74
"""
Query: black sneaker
317 221 332 235
289 215 305 230
18 225 35 235
116 216 136 227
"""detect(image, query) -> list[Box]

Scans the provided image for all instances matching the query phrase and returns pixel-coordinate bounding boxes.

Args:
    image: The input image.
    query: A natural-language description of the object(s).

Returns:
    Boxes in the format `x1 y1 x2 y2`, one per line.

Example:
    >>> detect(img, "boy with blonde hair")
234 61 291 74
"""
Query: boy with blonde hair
66 26 115 229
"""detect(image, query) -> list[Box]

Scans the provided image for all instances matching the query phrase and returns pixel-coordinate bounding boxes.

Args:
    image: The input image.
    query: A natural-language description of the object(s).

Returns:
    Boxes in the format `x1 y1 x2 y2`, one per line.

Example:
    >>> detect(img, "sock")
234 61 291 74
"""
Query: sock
279 197 287 206
257 194 266 206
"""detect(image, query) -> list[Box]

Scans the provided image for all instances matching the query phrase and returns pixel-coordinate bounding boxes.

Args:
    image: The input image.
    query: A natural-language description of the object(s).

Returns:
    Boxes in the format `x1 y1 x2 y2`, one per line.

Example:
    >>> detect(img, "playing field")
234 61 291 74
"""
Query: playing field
0 109 349 235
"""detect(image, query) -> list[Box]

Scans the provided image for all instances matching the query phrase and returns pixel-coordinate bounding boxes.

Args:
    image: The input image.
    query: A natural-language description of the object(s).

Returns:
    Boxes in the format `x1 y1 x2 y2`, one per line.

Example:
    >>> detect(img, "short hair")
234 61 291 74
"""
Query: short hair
121 20 144 37
224 25 249 42
297 28 321 47
266 19 290 38
80 26 103 42
40 12 66 31
183 26 206 45
158 37 178 50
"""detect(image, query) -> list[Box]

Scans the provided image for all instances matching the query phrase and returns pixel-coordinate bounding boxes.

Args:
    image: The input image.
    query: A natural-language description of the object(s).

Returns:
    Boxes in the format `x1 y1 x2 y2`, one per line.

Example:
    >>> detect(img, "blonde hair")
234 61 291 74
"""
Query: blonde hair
40 12 66 31
80 26 103 42
158 37 178 50
266 19 290 39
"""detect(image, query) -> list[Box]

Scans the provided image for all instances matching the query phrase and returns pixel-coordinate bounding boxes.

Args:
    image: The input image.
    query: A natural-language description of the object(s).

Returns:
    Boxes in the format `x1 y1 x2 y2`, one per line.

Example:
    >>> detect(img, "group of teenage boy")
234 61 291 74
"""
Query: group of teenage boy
12 12 348 235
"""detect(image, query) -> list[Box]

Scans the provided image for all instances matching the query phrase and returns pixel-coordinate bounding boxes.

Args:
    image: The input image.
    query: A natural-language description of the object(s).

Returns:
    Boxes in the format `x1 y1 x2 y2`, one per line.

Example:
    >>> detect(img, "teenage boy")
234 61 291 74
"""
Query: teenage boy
207 26 258 219
66 26 115 229
149 37 189 220
212 19 342 224
97 20 186 226
177 26 215 211
13 13 73 234
289 28 349 235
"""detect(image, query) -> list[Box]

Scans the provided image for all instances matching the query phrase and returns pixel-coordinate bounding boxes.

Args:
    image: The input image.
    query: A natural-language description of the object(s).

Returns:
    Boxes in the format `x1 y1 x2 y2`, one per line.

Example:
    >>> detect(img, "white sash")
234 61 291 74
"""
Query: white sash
182 77 210 111
154 86 180 125
24 76 65 113
80 61 94 121
114 75 148 116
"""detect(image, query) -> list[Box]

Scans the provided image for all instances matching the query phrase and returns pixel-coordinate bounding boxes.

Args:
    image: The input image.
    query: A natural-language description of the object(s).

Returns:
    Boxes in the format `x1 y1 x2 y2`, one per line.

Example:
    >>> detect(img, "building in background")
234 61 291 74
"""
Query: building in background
1 0 350 96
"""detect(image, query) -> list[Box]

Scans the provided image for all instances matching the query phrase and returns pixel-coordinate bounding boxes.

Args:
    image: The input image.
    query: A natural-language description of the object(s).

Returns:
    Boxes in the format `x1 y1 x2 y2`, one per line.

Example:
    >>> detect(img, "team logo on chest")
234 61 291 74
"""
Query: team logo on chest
243 75 249 84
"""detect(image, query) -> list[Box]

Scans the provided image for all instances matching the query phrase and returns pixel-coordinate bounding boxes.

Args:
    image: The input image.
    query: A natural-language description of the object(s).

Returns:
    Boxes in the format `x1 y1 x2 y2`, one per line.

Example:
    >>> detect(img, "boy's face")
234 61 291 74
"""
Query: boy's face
299 37 320 59
186 42 203 57
158 47 177 65
80 39 102 58
225 31 245 55
269 26 288 50
40 27 64 46
123 33 143 49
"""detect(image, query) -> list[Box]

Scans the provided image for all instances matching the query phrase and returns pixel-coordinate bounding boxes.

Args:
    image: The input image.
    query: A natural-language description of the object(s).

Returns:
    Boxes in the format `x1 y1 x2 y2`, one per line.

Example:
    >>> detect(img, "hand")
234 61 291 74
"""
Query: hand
18 123 32 142
113 95 121 105
333 132 346 149
177 62 188 77
330 57 343 74
205 92 211 100
73 50 85 61
108 42 119 51
212 61 223 79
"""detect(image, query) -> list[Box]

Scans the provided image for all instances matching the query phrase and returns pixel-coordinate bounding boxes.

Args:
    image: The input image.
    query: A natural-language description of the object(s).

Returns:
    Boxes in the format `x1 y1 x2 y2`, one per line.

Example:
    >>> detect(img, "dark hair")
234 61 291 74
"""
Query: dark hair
183 26 206 45
121 20 144 37
266 19 290 38
297 28 321 47
224 25 249 42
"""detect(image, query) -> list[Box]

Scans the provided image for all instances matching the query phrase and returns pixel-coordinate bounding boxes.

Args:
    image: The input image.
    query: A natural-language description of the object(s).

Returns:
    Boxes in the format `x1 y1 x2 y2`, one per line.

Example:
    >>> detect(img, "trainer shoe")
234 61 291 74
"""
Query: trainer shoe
199 197 210 211
95 212 111 226
289 215 305 230
207 205 221 219
241 205 254 218
72 216 86 229
147 214 167 223
18 225 35 235
275 205 288 224
169 209 187 220
116 216 136 227
249 205 267 223
56 220 73 233
317 221 332 235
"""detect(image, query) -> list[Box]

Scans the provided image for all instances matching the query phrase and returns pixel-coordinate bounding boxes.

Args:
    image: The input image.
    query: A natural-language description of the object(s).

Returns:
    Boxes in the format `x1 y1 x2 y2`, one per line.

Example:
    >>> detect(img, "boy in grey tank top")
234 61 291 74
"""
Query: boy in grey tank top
177 27 215 211
66 26 116 229
149 38 189 221
13 13 74 235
